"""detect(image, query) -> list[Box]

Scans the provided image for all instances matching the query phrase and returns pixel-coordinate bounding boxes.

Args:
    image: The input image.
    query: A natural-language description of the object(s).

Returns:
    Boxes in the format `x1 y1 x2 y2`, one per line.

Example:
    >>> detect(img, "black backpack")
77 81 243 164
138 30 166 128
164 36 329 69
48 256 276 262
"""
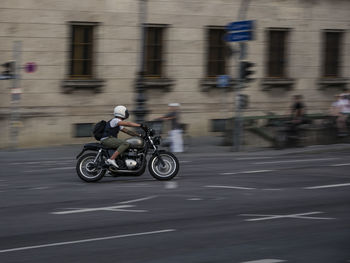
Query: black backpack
92 120 107 141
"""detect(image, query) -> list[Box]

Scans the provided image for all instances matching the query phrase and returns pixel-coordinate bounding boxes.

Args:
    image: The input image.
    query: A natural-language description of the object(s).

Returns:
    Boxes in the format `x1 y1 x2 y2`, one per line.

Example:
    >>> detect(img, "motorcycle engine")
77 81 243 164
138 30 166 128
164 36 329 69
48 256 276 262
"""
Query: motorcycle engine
125 159 138 169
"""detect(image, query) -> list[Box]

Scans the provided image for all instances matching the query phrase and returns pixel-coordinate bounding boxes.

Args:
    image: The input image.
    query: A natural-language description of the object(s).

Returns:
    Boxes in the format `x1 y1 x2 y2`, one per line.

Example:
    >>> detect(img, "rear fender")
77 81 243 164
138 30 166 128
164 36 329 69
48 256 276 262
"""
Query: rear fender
76 143 102 159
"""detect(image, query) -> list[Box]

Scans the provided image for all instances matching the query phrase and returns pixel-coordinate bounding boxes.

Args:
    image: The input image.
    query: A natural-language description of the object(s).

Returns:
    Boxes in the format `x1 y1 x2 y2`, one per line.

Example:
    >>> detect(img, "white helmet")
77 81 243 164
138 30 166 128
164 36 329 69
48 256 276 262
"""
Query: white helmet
113 105 129 119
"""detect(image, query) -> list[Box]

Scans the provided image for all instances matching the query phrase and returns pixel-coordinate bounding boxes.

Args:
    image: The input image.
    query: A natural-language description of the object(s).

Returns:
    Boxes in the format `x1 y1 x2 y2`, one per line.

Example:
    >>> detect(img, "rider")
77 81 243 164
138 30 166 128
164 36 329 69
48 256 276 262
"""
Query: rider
101 105 144 168
336 93 350 136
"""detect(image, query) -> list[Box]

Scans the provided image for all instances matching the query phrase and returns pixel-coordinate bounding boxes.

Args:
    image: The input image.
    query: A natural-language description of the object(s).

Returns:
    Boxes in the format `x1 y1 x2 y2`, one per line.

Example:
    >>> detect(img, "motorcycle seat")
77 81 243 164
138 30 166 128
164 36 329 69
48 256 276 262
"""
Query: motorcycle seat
84 142 116 151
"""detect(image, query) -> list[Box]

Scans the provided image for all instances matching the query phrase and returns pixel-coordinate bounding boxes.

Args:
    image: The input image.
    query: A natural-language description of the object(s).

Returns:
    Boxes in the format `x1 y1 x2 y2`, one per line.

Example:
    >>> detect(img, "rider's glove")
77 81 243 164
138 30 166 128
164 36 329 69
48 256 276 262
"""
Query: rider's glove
140 123 148 129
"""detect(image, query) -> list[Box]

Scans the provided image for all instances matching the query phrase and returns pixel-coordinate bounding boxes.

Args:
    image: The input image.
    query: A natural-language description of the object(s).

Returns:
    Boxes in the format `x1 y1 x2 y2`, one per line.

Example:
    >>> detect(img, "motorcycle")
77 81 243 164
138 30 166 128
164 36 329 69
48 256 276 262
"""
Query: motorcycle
76 126 179 182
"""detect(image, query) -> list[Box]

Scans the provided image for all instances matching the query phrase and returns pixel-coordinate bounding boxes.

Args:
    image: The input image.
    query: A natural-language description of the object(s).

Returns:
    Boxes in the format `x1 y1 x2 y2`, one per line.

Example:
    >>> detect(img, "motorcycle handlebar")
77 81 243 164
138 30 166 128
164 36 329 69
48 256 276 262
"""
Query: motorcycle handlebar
141 125 149 131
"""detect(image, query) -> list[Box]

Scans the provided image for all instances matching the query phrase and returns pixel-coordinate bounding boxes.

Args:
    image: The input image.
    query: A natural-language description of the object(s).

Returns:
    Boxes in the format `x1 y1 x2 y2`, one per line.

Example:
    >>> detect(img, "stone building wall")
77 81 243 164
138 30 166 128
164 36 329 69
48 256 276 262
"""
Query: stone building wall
0 0 349 147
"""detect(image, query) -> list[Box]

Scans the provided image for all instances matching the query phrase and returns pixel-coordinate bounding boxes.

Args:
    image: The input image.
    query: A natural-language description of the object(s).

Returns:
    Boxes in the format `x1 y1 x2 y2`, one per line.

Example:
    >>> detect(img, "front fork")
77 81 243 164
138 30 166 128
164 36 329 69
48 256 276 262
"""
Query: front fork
153 150 166 167
149 136 166 167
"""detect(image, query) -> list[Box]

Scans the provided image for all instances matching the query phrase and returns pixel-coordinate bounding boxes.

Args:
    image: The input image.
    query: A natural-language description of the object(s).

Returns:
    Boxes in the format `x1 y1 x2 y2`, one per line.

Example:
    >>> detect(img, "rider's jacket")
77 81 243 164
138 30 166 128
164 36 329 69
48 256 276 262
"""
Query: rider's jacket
102 118 123 139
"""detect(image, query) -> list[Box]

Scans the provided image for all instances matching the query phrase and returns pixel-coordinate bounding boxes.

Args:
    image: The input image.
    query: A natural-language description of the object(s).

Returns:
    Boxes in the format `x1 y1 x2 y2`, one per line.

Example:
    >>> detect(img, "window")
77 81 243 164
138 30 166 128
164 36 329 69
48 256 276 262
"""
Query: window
267 29 289 78
322 31 343 78
206 27 227 77
144 25 165 77
74 123 93 137
62 22 104 92
70 23 95 79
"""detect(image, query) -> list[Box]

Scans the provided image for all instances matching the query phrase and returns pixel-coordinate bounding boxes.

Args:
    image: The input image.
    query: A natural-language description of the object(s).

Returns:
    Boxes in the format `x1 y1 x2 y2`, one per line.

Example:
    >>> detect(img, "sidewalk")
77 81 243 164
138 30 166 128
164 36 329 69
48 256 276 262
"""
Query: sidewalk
1 136 350 161
184 136 350 157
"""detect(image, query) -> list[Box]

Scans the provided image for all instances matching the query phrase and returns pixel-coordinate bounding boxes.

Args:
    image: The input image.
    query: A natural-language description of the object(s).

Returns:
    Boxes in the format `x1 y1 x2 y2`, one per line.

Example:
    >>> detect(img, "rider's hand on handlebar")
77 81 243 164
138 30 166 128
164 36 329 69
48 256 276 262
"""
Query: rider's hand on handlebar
140 123 148 130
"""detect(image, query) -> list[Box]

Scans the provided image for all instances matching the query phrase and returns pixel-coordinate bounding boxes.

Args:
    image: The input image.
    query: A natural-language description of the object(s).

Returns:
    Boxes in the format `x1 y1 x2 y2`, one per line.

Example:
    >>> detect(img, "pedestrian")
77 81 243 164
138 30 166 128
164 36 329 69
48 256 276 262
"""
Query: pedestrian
288 95 307 136
335 93 350 136
330 94 344 135
157 103 184 153
330 94 342 116
290 94 306 124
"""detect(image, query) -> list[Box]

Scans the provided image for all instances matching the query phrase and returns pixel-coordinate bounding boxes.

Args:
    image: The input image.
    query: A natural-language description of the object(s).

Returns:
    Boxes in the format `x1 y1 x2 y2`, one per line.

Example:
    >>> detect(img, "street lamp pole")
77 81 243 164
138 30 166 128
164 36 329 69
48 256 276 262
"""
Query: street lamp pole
134 0 148 124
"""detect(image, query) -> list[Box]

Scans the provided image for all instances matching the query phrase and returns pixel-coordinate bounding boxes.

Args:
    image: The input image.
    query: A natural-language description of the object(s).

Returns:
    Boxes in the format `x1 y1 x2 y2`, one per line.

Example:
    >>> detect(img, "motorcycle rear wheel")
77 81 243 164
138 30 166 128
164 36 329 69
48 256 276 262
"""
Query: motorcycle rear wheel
148 151 179 181
76 152 106 182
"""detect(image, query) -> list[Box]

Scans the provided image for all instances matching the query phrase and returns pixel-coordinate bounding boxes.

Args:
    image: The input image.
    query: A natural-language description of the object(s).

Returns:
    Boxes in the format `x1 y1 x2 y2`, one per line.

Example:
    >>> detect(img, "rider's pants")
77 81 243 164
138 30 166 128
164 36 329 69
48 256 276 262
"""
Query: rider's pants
101 137 130 154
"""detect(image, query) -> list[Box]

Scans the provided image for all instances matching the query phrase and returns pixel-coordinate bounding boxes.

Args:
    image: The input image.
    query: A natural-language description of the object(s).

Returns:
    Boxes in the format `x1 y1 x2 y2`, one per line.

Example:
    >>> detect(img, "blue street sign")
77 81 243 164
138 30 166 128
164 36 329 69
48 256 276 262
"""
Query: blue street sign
225 31 253 42
217 75 230 88
0 75 11 80
226 20 254 32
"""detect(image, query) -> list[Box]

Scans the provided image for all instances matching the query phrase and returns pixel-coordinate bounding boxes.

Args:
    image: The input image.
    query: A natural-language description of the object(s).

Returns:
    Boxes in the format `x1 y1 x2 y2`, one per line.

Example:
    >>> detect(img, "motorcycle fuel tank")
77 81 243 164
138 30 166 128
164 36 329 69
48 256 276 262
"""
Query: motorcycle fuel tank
126 137 145 149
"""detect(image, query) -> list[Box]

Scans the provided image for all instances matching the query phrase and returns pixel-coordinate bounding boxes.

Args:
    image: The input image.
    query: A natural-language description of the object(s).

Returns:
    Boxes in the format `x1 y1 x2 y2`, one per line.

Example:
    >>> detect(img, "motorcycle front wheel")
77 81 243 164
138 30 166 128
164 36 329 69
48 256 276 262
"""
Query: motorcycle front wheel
76 152 106 182
148 151 179 181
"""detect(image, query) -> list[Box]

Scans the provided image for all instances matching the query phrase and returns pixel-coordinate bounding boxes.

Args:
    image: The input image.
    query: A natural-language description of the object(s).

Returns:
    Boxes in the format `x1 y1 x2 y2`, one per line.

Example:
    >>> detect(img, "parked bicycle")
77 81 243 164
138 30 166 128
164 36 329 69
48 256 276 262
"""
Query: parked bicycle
268 117 310 149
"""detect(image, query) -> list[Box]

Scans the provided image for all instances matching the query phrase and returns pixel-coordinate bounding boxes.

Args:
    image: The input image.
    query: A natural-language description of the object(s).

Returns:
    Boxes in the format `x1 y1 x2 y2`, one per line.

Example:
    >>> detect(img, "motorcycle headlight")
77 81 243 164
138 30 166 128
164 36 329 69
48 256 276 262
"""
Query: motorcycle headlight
153 136 161 145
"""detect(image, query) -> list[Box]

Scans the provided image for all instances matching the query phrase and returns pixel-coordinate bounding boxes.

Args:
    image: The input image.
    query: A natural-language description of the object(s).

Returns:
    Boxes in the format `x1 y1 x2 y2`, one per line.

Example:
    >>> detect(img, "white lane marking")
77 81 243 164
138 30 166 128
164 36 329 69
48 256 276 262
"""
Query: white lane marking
254 158 338 165
10 159 73 165
52 205 147 215
164 181 178 189
30 187 51 190
221 170 275 175
23 170 43 173
330 163 350 167
235 157 273 160
187 198 203 201
118 195 157 204
0 229 176 254
179 161 192 163
240 259 286 263
24 167 75 173
109 184 153 188
48 167 75 170
304 183 350 189
240 212 335 222
243 170 275 174
10 161 53 165
205 185 256 190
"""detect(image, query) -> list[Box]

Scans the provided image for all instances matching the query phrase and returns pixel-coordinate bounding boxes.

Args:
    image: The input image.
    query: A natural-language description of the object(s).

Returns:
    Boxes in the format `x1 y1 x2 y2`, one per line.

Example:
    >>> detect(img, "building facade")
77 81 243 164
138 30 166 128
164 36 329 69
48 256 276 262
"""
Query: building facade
0 0 349 148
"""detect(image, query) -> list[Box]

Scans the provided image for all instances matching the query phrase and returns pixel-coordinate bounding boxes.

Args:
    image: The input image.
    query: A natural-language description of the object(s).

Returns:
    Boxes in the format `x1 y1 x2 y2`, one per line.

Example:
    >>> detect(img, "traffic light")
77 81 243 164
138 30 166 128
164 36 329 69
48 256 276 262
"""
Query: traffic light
238 94 249 109
240 61 254 82
1 61 15 78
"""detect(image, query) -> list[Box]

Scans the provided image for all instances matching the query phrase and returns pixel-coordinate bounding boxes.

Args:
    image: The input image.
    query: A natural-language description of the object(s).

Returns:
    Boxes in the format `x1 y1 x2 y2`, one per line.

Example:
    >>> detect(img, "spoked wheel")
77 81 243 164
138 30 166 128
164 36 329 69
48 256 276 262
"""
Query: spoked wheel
148 151 179 180
76 153 106 182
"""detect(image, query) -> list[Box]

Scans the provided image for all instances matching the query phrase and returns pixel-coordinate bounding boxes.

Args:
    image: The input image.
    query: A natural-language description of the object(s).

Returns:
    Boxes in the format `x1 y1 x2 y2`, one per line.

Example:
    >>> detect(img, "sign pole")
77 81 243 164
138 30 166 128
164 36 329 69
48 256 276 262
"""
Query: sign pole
217 75 231 116
232 0 251 152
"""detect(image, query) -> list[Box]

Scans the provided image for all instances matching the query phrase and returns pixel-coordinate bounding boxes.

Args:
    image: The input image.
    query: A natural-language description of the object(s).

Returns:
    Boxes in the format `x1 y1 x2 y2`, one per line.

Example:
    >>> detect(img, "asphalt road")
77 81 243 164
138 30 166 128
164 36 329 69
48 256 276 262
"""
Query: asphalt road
0 146 350 263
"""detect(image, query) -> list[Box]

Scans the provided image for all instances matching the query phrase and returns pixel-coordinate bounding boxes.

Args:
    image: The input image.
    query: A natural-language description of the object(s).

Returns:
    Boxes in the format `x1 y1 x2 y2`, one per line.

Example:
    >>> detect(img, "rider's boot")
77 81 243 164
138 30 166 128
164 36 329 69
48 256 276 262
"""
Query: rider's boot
106 159 119 168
